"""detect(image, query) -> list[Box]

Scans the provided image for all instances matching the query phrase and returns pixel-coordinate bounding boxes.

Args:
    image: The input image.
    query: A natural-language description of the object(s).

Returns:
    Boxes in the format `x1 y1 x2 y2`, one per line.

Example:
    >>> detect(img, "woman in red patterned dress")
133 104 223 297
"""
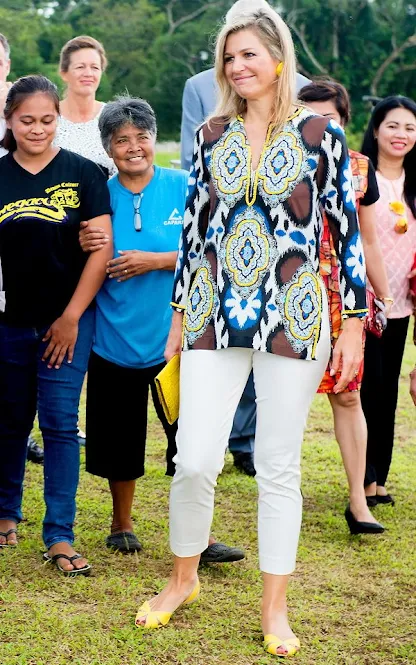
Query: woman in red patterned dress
299 81 392 533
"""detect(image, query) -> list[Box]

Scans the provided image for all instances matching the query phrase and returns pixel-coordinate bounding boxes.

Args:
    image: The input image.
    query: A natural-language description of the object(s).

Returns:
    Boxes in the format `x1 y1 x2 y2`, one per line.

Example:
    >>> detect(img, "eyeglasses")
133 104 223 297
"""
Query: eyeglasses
133 193 143 231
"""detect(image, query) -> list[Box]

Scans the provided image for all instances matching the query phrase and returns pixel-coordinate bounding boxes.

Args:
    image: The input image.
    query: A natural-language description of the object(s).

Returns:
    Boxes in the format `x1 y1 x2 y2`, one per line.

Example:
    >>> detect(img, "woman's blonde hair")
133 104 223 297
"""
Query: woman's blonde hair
213 0 297 132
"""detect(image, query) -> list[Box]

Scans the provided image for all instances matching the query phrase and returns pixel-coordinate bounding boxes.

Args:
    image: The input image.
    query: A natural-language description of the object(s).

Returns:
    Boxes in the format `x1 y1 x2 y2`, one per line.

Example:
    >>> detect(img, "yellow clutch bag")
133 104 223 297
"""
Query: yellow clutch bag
154 354 180 425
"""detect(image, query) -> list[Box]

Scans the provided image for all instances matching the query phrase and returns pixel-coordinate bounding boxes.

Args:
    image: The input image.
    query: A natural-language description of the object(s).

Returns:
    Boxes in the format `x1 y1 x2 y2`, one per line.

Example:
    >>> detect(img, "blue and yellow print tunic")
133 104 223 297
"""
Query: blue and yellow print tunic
172 108 367 361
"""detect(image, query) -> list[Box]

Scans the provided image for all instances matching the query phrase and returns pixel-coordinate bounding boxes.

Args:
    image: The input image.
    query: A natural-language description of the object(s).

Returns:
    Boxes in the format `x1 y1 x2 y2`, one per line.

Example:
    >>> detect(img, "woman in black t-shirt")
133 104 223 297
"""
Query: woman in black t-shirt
0 75 112 575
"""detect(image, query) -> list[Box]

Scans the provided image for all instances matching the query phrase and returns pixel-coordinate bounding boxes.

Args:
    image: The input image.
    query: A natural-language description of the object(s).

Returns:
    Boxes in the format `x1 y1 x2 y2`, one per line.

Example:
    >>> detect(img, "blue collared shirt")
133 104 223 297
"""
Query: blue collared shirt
94 165 188 368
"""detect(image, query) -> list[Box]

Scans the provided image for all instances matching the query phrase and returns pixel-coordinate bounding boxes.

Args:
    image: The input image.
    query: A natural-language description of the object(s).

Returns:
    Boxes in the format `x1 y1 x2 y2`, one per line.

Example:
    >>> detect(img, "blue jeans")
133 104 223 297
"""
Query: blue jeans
0 310 94 548
228 371 256 455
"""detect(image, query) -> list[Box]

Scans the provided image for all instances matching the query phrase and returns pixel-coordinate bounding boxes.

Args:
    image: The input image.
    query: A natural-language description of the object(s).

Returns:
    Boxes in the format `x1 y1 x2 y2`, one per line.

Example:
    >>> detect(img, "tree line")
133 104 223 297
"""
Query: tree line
1 0 415 140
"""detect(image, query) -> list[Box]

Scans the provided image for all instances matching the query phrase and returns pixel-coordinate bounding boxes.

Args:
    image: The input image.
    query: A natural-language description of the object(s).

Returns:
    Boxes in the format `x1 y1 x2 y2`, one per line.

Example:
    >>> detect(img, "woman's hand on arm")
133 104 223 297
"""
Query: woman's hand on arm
331 317 364 393
164 310 184 362
107 250 177 282
42 312 79 369
42 214 113 369
79 220 110 253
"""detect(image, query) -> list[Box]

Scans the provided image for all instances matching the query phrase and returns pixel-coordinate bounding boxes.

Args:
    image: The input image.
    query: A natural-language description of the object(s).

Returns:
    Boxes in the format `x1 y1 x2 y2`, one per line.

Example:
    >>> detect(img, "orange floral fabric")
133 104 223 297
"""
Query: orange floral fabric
318 150 368 394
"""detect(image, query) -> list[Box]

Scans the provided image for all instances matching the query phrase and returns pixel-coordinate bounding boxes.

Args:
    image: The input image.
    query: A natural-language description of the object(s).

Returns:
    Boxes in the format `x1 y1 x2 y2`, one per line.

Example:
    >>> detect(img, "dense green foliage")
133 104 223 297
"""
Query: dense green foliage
1 1 416 138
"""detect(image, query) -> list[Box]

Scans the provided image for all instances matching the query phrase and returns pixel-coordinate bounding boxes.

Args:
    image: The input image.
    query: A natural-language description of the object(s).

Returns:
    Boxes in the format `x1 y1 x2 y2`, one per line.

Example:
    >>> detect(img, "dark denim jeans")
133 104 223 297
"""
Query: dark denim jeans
0 309 94 548
228 371 256 456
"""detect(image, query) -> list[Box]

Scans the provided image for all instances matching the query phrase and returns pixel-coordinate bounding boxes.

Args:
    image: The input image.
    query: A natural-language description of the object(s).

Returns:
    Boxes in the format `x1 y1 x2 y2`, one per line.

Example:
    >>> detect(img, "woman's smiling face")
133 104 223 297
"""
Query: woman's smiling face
224 28 278 101
109 123 156 177
60 48 102 97
375 107 416 161
7 92 58 156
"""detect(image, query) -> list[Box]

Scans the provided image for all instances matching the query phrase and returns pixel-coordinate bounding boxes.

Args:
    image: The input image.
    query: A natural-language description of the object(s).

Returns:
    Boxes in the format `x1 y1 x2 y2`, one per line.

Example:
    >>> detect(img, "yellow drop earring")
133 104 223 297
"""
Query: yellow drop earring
275 62 284 77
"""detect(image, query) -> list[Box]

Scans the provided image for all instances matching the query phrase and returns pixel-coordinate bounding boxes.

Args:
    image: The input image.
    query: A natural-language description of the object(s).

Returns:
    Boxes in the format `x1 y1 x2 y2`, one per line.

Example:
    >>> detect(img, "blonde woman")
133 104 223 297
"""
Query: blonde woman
55 35 116 178
135 0 367 657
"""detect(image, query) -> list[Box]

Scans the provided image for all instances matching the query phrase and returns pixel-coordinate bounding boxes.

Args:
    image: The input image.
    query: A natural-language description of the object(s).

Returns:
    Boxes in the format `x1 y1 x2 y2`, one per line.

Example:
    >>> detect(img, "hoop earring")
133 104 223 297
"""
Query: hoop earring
275 62 284 77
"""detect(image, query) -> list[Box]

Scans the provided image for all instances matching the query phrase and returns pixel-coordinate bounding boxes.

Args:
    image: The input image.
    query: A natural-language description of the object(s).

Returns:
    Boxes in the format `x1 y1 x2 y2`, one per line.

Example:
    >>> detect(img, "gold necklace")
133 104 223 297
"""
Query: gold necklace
237 115 275 207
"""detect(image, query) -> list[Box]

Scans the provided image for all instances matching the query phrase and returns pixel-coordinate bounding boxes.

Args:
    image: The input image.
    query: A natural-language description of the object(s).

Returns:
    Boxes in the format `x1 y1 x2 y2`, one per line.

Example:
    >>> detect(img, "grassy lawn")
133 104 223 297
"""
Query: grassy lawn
1 134 415 664
155 151 181 169
1 332 415 665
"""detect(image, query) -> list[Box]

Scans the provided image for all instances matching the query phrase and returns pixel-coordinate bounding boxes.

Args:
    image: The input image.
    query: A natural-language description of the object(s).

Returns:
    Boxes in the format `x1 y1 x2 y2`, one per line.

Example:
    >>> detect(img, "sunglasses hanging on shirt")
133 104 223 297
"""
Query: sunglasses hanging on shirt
133 192 143 231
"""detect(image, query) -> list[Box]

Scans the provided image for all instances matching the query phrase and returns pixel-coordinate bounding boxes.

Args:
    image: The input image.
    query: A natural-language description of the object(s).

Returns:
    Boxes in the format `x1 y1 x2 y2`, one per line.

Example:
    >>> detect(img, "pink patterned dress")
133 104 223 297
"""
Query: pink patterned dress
370 171 416 319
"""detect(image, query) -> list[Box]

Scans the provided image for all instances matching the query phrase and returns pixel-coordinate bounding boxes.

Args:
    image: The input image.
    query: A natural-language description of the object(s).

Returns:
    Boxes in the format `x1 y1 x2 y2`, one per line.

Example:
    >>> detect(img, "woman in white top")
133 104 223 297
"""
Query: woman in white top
55 35 116 178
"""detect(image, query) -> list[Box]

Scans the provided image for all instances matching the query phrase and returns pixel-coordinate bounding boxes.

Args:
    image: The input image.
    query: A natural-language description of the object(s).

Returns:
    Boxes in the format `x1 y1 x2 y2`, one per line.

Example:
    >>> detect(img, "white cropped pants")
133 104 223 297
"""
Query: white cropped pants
170 315 330 575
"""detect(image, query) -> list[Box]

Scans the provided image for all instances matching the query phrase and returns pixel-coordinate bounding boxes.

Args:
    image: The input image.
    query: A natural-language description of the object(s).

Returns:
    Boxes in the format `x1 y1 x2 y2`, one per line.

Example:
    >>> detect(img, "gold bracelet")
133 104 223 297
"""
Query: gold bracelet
378 296 394 303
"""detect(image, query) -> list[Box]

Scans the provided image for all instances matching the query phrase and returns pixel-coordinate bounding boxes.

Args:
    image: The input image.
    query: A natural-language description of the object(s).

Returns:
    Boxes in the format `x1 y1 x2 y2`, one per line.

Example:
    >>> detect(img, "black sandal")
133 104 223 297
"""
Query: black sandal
43 551 92 577
105 531 142 554
0 528 17 547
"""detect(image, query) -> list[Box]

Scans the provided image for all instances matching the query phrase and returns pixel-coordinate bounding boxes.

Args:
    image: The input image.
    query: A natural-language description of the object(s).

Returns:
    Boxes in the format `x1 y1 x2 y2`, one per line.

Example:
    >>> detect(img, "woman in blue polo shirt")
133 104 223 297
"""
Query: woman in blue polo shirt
83 97 187 553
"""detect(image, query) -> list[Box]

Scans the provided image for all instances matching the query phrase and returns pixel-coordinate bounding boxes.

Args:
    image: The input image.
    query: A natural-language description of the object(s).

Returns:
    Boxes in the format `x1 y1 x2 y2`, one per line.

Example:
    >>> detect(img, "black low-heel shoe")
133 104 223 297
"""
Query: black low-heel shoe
344 506 385 535
366 495 378 508
376 493 395 506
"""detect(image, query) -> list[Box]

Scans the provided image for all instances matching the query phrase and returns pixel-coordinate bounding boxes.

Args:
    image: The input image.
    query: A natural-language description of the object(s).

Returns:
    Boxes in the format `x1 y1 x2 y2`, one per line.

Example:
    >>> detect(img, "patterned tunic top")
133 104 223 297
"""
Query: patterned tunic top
320 149 376 343
318 150 373 393
172 108 367 361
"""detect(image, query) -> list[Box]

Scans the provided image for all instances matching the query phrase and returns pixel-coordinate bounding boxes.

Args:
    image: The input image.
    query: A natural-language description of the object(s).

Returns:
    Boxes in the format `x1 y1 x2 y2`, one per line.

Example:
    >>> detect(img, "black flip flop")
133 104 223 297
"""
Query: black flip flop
43 552 92 577
0 528 17 548
105 531 142 554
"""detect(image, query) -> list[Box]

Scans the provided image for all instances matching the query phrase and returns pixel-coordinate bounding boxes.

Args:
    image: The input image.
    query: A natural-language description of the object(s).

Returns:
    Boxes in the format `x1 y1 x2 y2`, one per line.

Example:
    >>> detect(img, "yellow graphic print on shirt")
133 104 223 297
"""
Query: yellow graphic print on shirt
0 182 80 226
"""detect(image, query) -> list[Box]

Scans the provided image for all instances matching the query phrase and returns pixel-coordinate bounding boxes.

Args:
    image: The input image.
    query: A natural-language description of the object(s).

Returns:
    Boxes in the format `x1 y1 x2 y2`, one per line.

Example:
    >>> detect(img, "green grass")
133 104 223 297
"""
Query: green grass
1 336 415 665
155 151 180 169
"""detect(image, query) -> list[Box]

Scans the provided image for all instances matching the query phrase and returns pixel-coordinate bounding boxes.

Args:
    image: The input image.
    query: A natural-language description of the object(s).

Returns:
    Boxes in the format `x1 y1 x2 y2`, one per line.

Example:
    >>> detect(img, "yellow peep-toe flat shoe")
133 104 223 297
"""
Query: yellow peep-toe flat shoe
135 580 200 629
264 634 300 658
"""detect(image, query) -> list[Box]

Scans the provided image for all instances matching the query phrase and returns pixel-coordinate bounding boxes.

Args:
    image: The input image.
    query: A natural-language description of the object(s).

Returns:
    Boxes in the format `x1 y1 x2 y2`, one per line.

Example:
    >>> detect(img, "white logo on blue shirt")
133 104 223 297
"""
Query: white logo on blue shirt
164 208 183 225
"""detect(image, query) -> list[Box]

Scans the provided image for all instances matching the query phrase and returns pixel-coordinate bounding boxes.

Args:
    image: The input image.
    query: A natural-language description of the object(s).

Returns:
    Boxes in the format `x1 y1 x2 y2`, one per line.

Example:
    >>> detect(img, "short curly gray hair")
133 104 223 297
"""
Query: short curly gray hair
98 95 157 154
